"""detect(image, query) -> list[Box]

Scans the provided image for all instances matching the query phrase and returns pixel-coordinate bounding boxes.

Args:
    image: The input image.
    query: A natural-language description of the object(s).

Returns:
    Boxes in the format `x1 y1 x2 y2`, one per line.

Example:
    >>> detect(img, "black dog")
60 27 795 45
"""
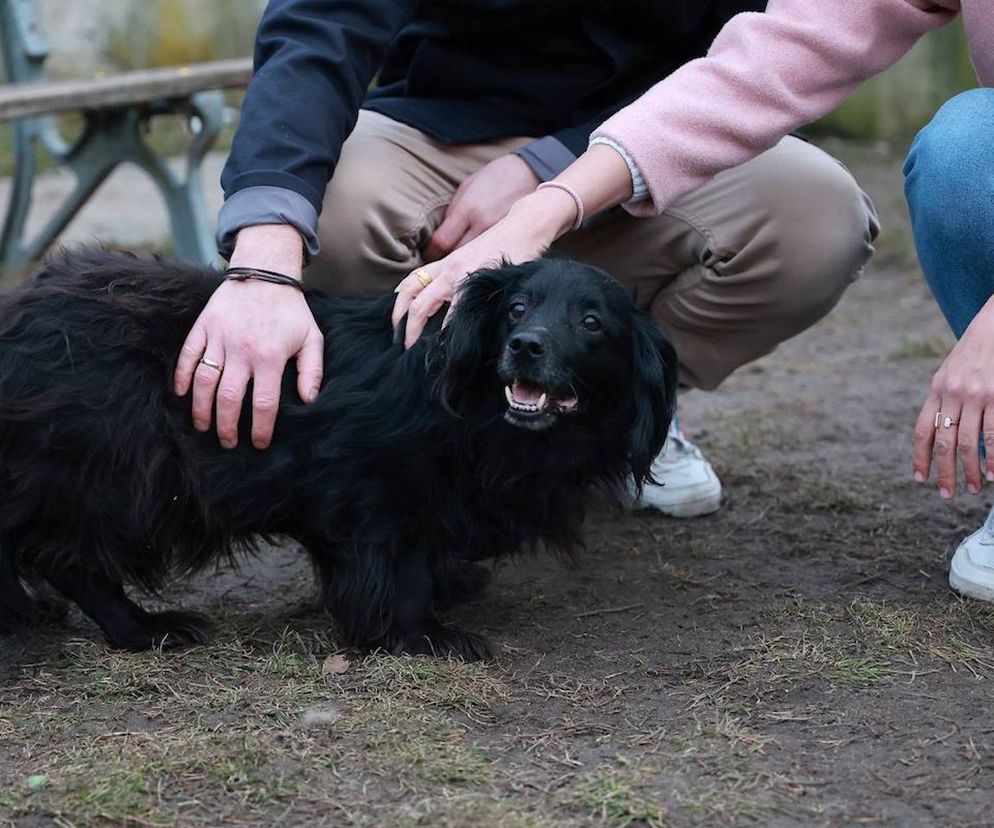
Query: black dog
0 251 676 659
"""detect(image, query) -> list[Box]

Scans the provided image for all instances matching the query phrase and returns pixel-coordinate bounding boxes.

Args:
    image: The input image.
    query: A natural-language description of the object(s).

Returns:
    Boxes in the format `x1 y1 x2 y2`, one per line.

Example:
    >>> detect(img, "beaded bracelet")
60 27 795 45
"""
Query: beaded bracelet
536 181 585 231
224 266 304 290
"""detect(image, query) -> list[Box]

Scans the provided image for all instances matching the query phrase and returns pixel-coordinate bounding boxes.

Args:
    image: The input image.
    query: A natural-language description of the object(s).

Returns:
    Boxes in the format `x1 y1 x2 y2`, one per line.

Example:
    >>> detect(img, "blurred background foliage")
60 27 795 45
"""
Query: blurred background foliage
21 0 984 147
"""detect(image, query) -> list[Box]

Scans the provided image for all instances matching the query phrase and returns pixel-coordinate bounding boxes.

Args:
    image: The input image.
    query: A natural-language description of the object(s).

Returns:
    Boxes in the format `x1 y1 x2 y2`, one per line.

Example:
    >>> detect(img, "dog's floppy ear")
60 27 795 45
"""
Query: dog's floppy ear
627 313 678 488
434 261 527 414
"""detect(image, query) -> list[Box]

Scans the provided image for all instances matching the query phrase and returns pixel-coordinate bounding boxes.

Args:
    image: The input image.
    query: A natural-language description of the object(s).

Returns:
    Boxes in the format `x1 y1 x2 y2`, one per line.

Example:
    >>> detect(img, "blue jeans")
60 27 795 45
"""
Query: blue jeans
904 88 994 338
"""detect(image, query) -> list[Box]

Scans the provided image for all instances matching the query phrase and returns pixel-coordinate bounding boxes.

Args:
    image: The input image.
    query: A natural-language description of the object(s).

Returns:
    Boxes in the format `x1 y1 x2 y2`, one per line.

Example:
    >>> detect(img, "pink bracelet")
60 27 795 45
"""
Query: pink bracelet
536 181 585 231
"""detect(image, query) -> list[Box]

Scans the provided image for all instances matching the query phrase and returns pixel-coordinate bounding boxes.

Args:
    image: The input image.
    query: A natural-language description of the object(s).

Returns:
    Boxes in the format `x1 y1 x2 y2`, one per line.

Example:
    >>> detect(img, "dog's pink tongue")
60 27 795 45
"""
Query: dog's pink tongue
511 379 544 404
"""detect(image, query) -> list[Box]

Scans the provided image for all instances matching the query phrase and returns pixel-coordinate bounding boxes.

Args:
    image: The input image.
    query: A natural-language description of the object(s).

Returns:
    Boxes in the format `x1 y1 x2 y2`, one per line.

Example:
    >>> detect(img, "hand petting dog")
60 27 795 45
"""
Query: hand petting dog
174 223 322 451
393 185 580 348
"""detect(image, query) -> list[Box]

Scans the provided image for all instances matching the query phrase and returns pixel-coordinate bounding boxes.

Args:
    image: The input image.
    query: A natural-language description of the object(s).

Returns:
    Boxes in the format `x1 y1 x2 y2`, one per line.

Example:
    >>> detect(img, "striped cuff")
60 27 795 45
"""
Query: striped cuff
589 136 649 204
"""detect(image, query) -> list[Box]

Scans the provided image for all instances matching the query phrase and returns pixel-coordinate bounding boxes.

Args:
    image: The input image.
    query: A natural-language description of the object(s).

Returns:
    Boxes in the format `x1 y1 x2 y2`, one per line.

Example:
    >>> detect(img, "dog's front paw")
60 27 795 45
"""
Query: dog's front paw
386 620 493 662
107 610 212 651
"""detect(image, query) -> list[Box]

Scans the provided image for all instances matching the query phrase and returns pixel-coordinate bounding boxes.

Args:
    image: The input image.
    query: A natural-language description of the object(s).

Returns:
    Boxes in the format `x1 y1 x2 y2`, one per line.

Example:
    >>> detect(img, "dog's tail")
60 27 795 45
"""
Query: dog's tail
0 540 52 632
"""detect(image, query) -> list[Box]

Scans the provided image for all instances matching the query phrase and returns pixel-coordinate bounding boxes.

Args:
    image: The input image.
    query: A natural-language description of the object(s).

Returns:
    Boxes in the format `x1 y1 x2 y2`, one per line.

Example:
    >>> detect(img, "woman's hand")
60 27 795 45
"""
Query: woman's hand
393 143 636 347
392 187 579 348
913 298 994 498
173 224 324 450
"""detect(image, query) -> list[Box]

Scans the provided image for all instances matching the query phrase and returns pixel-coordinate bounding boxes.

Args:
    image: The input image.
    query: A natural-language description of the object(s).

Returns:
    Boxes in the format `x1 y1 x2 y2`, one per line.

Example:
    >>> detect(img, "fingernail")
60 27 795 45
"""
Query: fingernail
913 471 925 483
308 386 319 403
986 470 994 482
940 487 952 499
968 484 981 495
221 439 235 450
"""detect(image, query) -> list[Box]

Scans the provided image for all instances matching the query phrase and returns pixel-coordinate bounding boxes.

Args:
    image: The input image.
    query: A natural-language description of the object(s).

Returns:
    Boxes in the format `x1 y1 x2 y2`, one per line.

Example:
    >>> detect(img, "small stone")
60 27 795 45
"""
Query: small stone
298 703 343 729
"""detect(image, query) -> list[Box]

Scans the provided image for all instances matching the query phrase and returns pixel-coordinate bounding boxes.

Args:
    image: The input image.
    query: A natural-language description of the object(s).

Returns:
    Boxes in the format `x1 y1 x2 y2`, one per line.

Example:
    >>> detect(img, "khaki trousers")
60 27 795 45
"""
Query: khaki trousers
306 111 879 390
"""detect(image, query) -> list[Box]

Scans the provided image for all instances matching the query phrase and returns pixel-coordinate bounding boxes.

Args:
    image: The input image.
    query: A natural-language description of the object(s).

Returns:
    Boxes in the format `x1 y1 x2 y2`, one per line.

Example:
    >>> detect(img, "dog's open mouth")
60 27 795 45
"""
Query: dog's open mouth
503 379 578 430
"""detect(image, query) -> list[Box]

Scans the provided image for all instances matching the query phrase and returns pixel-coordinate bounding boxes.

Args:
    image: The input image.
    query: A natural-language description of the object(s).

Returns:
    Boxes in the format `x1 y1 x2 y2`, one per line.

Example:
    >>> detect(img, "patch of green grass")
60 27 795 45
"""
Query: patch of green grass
0 620 516 826
352 653 511 719
561 766 668 828
889 336 949 361
830 655 894 686
678 784 780 825
0 787 22 811
61 770 162 825
397 794 559 828
781 480 878 514
682 596 994 707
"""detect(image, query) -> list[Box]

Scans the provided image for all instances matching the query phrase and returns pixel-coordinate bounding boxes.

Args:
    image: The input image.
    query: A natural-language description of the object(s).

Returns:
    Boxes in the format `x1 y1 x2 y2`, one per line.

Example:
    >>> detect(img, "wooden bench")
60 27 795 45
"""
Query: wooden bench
0 0 253 274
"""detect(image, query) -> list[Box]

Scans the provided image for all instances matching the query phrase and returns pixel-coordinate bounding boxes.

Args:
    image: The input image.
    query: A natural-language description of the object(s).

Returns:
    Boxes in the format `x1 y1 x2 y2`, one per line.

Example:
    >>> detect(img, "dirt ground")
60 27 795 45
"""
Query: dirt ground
3 142 994 828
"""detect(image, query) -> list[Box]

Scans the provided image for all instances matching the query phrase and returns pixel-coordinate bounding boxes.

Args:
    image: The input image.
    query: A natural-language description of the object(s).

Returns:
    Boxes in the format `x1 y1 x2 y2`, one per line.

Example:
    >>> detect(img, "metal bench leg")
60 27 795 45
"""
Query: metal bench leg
1 93 224 275
0 115 118 276
124 91 224 265
0 118 41 274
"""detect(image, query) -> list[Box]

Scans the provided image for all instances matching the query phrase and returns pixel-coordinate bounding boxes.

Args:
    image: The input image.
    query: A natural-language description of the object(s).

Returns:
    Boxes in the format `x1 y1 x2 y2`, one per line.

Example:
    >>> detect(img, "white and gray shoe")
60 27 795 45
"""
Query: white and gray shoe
631 419 722 518
950 506 994 603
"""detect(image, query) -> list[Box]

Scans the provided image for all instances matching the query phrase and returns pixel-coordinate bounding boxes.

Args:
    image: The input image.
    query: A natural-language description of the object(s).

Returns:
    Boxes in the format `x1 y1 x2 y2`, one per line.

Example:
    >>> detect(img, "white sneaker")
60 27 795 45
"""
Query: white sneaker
949 508 994 603
631 419 722 518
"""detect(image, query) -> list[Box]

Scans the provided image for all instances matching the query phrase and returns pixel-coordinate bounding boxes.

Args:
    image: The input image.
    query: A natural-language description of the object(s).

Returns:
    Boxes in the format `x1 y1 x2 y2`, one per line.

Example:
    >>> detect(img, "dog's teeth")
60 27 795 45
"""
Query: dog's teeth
505 385 514 405
537 393 547 412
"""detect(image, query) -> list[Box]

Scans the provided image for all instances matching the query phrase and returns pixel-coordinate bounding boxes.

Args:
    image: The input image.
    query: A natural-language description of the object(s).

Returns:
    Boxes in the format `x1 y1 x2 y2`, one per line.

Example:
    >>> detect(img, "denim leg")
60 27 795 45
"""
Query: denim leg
904 88 994 339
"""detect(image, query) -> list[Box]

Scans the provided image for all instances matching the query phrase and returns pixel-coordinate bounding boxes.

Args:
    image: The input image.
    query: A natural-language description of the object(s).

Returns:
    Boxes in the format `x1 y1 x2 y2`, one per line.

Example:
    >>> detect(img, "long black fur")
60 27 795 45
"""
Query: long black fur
0 250 677 659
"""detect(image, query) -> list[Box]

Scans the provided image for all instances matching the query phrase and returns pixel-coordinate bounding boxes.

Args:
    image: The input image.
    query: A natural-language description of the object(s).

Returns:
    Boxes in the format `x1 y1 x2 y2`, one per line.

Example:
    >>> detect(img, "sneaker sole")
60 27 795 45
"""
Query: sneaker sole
634 490 722 519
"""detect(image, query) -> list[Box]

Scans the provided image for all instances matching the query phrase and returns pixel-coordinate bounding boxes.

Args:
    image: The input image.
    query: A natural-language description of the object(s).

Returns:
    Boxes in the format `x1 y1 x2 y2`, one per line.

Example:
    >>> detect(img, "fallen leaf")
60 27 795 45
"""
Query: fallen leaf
322 653 351 676
27 774 47 790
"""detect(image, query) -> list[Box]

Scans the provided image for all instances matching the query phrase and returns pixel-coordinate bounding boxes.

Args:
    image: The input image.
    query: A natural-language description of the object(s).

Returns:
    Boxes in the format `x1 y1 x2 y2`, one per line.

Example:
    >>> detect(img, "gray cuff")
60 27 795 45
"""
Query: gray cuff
216 186 320 260
511 136 578 182
588 136 649 203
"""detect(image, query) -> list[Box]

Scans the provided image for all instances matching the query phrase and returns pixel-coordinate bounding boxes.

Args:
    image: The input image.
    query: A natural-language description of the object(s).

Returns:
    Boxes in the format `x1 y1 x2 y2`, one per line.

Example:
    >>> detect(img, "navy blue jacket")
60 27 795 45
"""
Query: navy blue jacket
218 0 766 257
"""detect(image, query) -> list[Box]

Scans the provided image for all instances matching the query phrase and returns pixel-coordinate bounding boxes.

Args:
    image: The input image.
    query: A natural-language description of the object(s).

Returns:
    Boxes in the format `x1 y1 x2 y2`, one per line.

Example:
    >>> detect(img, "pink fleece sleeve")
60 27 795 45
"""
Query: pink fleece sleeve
593 0 960 216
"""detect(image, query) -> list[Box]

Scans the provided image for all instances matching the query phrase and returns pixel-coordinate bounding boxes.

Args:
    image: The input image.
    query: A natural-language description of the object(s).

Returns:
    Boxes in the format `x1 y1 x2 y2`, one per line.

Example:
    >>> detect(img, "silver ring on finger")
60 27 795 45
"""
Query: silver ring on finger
199 356 224 373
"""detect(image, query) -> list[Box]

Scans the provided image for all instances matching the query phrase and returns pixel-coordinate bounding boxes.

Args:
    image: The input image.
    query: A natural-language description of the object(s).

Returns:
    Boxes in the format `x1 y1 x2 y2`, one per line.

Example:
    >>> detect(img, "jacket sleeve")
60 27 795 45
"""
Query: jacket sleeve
217 0 416 256
592 0 960 216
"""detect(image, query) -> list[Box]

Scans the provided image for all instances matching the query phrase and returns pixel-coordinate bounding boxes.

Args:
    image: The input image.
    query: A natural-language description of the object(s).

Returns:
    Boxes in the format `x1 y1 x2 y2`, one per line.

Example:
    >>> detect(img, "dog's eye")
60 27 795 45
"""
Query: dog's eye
581 314 602 333
509 302 527 321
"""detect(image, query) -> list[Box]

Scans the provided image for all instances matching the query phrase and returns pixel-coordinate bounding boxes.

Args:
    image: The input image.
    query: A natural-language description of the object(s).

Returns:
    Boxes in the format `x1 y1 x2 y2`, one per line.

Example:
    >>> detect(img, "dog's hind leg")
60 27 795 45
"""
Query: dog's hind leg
47 568 210 651
0 539 64 632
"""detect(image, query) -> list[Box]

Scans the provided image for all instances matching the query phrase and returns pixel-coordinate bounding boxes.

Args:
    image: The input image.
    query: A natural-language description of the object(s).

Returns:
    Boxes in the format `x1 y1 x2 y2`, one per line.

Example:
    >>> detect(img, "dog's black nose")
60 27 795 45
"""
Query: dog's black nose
508 331 545 359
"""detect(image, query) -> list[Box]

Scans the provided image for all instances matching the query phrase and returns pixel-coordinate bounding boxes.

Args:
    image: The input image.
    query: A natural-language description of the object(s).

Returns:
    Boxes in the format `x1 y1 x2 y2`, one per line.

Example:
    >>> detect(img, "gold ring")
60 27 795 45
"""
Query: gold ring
199 356 223 372
934 412 958 429
415 268 433 288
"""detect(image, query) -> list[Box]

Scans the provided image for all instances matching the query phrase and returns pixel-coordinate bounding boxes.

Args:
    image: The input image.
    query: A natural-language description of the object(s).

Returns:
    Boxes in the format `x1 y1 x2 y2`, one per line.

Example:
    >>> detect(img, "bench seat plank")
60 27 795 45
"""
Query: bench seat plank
0 57 253 120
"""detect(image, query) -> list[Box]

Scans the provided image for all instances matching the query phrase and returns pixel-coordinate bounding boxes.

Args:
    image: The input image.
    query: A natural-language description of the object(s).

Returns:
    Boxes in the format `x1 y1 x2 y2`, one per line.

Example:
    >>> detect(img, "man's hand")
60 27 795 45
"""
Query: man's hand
422 154 540 262
913 298 994 498
173 224 324 450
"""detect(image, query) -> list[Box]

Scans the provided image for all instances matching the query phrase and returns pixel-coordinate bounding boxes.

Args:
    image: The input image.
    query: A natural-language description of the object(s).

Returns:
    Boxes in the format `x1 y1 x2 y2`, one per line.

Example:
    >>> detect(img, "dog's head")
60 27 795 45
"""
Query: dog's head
435 258 678 483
